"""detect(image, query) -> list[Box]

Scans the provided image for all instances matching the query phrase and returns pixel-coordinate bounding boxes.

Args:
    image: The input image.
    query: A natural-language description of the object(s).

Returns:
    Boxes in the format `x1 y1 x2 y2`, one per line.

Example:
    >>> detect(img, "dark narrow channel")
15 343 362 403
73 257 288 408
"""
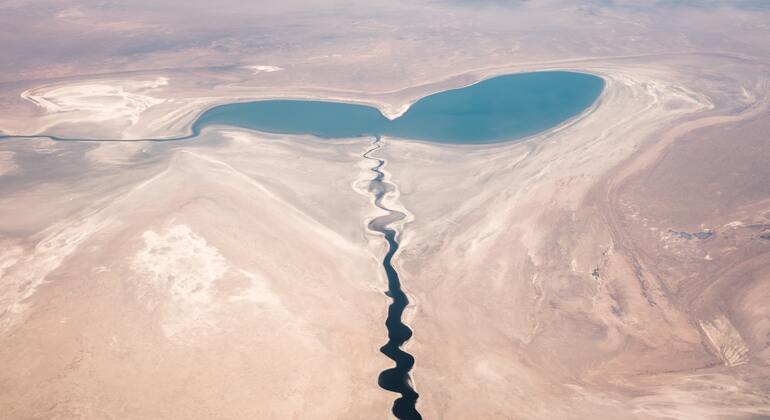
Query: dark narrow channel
363 137 422 420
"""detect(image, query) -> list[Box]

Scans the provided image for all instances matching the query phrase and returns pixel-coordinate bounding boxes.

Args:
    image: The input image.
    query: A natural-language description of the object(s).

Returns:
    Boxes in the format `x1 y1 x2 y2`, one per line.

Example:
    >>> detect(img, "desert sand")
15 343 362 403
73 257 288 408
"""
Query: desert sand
0 130 398 419
382 53 770 419
1 1 769 419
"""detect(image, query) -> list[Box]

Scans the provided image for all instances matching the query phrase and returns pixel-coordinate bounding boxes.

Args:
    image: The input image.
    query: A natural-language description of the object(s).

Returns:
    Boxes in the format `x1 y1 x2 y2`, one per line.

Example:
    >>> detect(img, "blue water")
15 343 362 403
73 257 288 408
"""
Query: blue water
192 71 604 144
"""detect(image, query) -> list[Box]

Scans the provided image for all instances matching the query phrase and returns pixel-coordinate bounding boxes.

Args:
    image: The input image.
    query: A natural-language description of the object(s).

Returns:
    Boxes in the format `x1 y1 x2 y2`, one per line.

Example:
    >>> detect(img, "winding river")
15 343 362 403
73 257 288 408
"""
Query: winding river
364 138 421 420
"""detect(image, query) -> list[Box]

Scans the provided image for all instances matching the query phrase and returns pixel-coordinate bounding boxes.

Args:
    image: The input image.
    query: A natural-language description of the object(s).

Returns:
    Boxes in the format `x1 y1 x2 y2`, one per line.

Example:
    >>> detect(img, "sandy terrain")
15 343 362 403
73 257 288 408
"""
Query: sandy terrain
1 1 770 419
0 132 394 419
381 52 770 418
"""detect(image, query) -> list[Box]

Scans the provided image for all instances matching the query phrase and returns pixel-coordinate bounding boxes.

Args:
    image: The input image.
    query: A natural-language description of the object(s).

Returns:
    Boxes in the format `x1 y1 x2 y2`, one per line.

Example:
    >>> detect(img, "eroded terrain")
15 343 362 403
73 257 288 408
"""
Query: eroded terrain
1 1 769 419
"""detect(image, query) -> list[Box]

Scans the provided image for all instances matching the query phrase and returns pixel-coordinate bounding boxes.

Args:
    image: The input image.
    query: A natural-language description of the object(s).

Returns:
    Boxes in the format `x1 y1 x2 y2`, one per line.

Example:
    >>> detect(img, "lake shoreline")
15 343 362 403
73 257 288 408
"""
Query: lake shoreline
192 71 605 145
1 68 607 147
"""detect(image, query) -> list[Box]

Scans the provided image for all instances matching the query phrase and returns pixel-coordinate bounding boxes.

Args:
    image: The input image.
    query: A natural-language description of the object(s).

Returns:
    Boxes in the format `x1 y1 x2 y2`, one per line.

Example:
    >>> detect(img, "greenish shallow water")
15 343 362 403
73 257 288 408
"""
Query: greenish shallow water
192 71 604 144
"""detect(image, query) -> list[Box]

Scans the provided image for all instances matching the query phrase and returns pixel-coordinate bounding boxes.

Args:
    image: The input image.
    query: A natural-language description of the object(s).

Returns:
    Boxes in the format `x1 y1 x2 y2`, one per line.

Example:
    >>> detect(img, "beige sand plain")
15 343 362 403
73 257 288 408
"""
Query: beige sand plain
1 1 770 419
0 132 395 419
382 53 770 419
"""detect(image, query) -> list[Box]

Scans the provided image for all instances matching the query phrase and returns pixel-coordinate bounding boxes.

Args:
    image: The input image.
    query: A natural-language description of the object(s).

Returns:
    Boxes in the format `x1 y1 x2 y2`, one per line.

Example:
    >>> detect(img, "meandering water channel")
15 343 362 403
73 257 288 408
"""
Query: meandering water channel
364 138 421 420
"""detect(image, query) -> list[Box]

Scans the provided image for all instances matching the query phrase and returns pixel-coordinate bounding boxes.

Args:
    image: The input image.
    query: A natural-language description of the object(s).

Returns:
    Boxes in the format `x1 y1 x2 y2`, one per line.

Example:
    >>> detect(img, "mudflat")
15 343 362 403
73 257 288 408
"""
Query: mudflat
1 1 769 419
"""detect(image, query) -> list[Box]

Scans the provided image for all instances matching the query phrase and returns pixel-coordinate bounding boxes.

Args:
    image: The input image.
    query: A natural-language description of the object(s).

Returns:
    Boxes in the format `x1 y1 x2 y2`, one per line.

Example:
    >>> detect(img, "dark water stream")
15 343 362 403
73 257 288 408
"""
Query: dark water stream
364 138 421 420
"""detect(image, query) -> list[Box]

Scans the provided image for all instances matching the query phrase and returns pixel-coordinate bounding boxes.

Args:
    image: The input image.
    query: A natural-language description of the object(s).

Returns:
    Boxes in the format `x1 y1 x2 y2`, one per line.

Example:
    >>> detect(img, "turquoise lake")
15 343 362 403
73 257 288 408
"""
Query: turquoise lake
192 71 604 144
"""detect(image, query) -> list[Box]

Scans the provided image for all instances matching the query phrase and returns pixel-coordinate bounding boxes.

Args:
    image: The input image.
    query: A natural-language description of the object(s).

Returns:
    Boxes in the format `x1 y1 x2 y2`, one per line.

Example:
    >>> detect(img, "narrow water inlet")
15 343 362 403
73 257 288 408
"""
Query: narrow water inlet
364 137 422 420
